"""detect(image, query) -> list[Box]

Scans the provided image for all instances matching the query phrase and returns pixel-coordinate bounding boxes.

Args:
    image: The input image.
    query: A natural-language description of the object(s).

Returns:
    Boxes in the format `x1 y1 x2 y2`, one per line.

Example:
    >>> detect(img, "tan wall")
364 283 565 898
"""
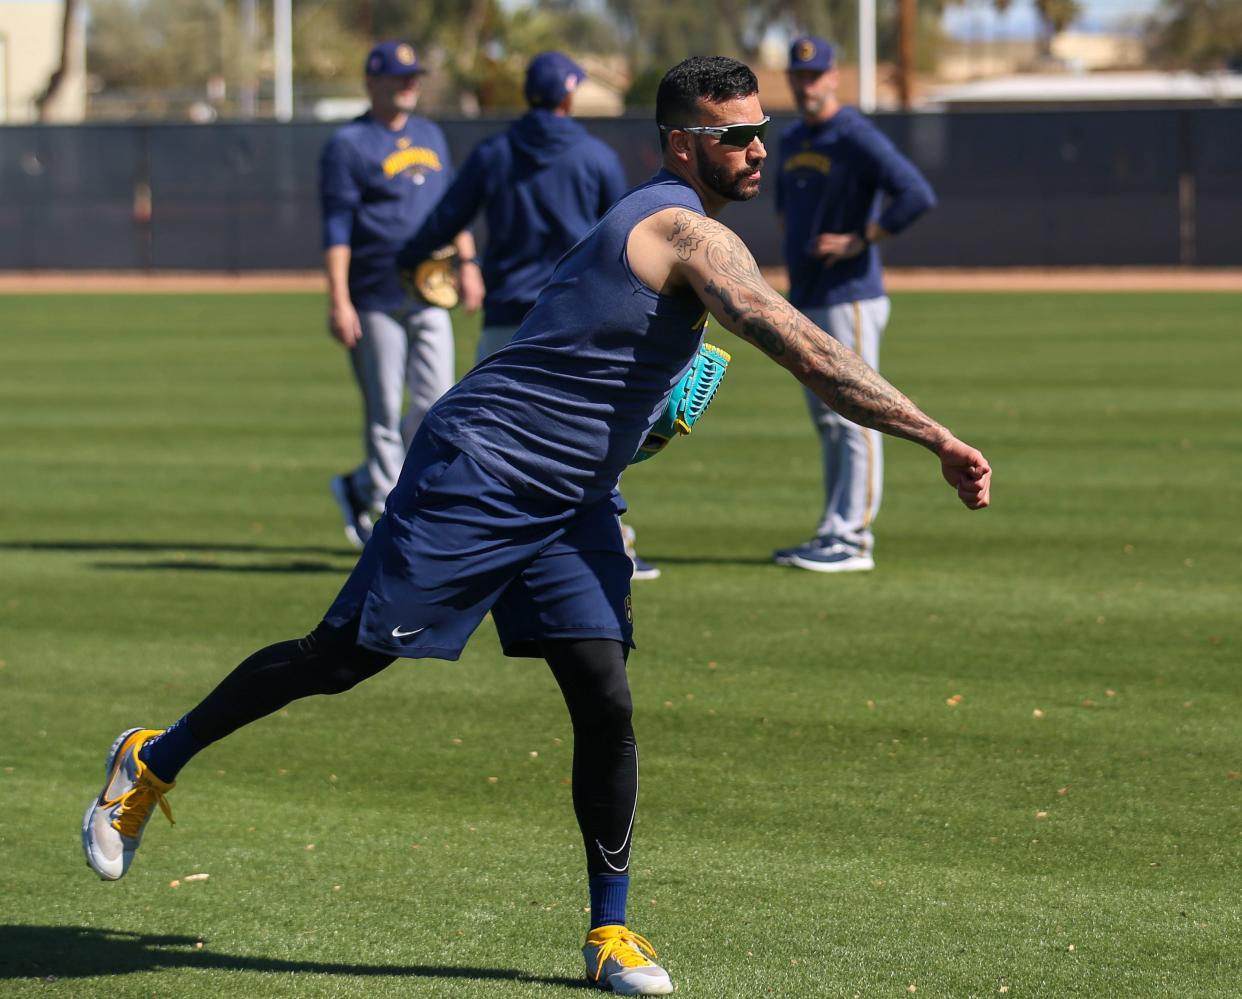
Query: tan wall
939 33 1146 82
0 1 84 123
573 55 628 117
755 65 935 112
1052 32 1146 70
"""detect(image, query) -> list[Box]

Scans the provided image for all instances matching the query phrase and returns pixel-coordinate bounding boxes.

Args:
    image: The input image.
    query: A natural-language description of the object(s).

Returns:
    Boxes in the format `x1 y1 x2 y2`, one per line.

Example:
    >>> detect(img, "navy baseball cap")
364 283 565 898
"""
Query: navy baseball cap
525 51 586 107
365 41 425 77
788 36 835 72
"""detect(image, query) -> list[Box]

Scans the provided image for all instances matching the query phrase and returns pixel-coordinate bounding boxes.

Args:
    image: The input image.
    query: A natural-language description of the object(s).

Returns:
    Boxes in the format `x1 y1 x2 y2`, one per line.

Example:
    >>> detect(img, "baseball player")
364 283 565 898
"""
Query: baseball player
773 36 937 573
82 56 990 995
321 41 483 549
398 52 658 580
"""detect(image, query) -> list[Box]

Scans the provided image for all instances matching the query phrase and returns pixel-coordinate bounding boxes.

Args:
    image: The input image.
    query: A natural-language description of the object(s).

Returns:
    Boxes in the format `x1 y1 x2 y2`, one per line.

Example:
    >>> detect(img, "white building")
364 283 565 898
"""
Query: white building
0 0 85 123
928 71 1242 111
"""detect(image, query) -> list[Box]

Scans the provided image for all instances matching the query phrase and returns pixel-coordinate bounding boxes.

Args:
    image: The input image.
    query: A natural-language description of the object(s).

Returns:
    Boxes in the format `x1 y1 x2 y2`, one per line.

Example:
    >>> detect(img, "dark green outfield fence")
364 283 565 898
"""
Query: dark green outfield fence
1 107 1238 271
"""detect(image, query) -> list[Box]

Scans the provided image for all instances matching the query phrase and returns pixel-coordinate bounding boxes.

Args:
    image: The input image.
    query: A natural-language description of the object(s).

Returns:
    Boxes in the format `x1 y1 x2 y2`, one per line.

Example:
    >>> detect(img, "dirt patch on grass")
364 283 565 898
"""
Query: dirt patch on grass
0 268 1238 294
878 268 1242 292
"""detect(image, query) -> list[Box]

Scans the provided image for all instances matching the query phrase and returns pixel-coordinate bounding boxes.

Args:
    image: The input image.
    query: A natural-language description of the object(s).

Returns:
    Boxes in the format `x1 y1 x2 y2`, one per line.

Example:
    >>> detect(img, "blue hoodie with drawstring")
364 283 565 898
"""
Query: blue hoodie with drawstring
399 108 628 327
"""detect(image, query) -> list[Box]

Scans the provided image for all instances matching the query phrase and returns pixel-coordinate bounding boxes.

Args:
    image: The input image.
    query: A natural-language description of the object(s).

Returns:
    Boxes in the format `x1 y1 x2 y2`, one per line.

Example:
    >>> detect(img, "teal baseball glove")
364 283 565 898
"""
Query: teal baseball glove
631 341 731 463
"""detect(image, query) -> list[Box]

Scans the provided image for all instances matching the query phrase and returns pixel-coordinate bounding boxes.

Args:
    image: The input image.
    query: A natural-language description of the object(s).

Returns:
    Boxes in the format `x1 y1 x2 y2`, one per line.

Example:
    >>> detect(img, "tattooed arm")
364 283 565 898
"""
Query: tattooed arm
669 209 945 441
640 208 991 509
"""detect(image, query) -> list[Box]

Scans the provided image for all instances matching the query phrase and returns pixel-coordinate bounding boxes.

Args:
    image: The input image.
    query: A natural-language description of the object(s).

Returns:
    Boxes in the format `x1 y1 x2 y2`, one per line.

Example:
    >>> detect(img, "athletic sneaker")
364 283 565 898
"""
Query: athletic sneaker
772 535 831 566
82 728 175 881
620 523 661 581
330 473 374 550
629 556 661 582
582 925 673 995
787 541 874 574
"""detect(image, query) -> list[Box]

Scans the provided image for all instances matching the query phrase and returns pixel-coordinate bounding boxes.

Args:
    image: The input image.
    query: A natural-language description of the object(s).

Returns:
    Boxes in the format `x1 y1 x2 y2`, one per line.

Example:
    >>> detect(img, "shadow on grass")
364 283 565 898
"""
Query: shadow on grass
0 925 590 989
0 539 355 575
0 539 353 558
92 560 344 575
2 539 775 571
638 553 774 568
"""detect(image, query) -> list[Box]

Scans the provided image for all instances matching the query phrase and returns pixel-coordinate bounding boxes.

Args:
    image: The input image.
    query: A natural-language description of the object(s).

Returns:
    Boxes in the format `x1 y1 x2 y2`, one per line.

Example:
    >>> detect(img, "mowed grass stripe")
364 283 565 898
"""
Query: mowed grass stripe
0 291 1238 997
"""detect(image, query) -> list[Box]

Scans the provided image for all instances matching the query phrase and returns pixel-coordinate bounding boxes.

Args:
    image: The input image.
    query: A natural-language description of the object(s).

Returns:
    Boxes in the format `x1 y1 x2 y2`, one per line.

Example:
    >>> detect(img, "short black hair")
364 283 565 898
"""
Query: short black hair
656 56 759 150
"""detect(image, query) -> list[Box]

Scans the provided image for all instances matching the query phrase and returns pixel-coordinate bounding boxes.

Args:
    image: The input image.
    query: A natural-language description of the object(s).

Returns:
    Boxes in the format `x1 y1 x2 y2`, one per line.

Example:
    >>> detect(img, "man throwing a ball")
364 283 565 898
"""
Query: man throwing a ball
83 56 989 996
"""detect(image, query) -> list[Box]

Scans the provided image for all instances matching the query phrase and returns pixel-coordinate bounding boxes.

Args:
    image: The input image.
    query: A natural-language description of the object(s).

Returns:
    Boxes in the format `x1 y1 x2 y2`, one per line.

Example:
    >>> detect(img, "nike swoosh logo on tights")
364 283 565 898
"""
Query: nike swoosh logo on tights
594 748 639 872
596 837 631 867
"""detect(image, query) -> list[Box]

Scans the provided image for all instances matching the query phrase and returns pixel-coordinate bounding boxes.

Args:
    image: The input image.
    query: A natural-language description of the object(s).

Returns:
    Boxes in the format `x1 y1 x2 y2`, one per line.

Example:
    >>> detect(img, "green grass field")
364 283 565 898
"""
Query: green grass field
1 291 1239 998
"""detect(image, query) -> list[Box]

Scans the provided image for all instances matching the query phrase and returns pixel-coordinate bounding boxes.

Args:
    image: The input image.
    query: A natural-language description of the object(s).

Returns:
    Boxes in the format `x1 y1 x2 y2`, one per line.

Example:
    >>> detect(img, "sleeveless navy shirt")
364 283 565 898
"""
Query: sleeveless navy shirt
422 169 709 505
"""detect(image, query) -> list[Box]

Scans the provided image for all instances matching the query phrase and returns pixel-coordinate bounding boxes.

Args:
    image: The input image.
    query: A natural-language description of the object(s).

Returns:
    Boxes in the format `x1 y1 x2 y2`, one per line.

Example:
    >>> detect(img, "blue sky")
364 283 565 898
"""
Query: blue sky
943 0 1163 40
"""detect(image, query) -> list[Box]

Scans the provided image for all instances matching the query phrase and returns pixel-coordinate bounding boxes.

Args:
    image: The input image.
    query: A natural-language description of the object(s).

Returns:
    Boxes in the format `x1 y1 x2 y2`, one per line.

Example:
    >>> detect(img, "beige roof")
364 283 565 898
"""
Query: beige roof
929 71 1242 107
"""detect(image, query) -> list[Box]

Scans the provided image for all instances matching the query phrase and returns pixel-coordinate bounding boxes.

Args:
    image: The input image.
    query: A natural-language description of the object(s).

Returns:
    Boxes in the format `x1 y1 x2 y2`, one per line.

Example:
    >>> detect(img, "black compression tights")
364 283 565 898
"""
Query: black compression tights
184 620 394 745
543 639 638 876
184 626 637 876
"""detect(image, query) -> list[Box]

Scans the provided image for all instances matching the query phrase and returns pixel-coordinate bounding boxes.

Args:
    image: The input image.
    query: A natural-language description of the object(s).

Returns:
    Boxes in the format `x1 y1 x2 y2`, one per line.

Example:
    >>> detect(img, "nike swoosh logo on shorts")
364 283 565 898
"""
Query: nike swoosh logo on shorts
391 626 427 638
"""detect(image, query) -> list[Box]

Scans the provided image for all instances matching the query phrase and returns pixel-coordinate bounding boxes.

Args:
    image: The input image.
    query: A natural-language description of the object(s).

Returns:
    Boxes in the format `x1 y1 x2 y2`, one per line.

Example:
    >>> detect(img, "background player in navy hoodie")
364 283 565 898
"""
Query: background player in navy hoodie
773 36 937 574
401 52 660 579
402 51 626 362
320 41 483 550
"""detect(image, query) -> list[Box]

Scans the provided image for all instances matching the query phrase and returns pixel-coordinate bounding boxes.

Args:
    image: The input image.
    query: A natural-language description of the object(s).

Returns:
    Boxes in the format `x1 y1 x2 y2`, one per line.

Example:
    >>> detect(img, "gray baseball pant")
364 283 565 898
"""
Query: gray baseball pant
800 296 891 556
348 306 455 510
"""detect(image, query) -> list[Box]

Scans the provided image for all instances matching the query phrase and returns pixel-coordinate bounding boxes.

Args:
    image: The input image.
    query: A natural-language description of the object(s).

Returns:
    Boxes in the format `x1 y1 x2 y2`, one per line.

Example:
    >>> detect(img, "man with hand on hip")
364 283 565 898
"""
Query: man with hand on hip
774 36 937 573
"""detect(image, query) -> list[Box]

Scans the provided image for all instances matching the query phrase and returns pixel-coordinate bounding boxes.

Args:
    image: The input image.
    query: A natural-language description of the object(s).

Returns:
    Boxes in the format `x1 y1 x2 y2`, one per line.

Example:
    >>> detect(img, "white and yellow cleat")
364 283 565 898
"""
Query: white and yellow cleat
583 925 673 995
82 728 175 881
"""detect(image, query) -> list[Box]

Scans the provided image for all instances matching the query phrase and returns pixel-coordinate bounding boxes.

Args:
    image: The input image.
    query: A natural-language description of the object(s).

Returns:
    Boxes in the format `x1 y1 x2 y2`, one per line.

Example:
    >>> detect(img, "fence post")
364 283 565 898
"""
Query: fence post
134 125 153 271
1177 110 1196 268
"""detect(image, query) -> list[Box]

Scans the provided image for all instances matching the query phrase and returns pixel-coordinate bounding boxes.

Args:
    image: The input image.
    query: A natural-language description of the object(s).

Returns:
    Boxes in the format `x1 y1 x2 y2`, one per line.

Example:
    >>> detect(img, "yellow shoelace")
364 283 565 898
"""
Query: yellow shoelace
112 773 175 838
592 928 659 977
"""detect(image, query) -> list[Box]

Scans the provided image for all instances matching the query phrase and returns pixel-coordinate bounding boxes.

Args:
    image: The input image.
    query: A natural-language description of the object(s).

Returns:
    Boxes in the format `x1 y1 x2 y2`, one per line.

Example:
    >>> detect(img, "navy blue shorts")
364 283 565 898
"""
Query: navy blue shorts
323 431 634 660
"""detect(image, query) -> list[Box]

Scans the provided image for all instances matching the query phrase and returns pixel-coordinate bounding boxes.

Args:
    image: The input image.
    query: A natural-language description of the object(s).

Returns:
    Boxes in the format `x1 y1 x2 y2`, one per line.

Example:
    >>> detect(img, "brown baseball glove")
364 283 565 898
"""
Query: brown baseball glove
400 245 460 309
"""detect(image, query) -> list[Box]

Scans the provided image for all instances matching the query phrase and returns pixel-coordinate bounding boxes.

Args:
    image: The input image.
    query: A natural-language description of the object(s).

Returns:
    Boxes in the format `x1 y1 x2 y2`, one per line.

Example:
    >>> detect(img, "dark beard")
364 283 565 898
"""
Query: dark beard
694 138 761 202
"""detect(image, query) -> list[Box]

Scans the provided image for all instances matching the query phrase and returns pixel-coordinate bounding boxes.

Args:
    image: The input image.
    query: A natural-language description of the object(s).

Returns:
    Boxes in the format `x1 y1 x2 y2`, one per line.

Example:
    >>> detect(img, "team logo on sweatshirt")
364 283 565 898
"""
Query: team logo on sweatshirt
383 143 443 183
784 151 832 175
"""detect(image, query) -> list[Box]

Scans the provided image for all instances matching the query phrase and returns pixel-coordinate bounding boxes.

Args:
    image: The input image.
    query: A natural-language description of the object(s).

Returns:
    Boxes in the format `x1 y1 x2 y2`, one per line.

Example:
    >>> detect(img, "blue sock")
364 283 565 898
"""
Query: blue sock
138 715 202 783
589 873 629 929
